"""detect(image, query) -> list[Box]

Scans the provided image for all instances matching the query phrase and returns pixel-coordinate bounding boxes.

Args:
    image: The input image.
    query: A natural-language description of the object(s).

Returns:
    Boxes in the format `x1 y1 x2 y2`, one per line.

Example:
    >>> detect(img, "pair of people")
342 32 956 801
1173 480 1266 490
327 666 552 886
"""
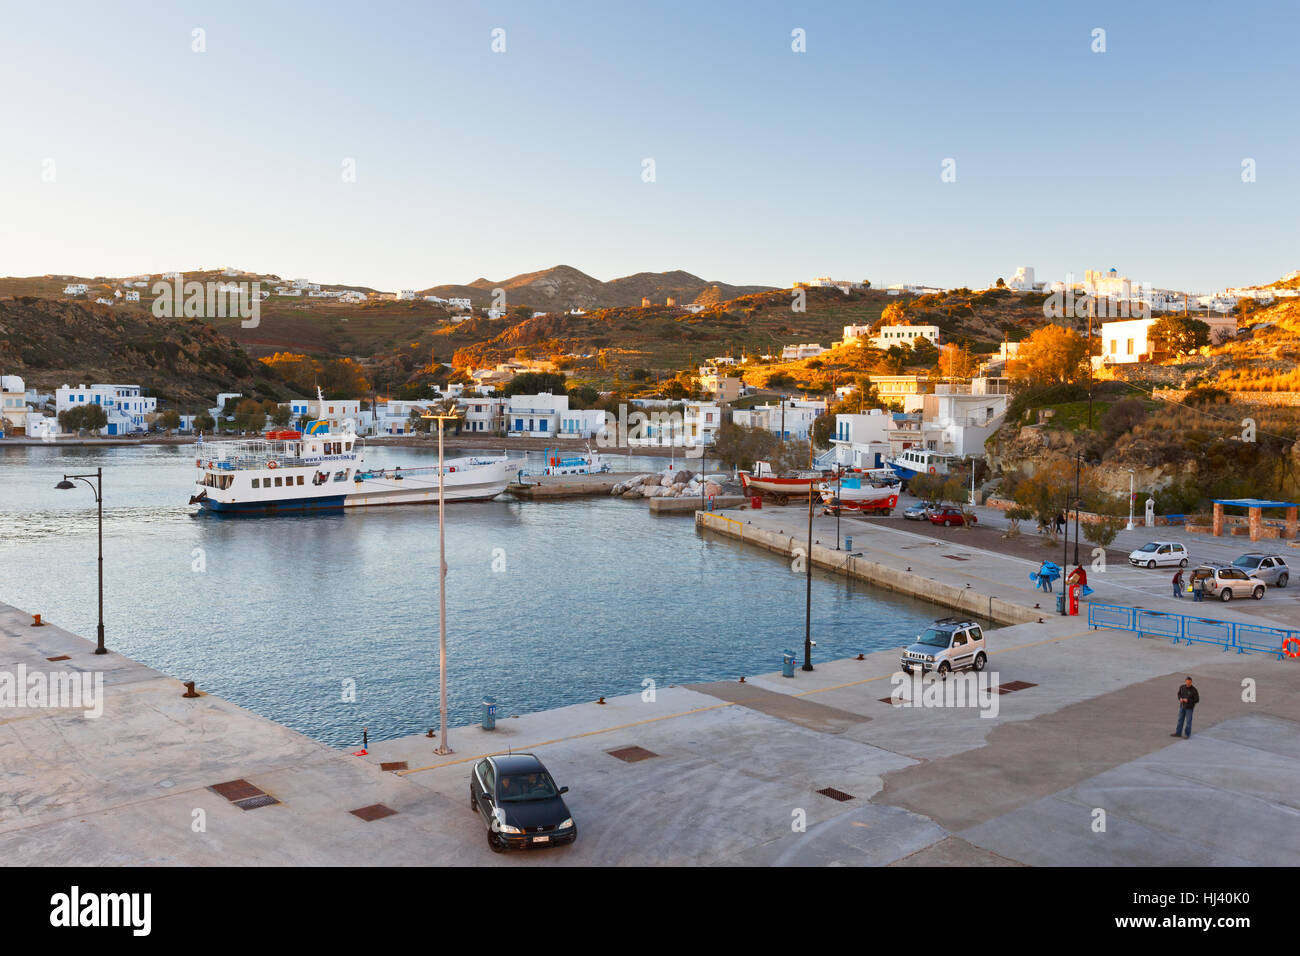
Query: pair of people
1172 569 1205 601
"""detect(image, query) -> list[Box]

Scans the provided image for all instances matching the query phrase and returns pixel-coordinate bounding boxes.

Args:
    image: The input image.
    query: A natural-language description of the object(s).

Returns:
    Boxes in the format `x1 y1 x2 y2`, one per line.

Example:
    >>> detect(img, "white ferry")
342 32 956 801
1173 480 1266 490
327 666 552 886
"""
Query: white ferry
190 421 509 515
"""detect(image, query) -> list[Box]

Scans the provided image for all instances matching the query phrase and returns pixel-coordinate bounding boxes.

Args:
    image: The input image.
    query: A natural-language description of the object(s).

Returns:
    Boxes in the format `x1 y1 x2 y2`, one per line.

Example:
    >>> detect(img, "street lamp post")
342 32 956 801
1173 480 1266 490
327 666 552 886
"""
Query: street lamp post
55 467 107 655
422 408 461 756
1126 469 1136 531
803 475 815 671
1073 455 1082 568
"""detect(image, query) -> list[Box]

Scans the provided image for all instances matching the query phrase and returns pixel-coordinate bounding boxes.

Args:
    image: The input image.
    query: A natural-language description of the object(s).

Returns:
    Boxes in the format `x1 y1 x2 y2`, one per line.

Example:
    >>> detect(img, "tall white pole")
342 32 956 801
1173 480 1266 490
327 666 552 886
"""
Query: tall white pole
436 416 451 755
1127 470 1135 531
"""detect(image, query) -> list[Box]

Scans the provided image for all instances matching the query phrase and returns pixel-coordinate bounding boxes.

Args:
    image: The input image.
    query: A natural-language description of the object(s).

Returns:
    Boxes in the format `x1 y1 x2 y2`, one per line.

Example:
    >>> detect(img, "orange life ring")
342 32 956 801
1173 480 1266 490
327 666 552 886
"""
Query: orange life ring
928 466 937 474
195 458 201 467
267 461 279 470
1284 637 1300 659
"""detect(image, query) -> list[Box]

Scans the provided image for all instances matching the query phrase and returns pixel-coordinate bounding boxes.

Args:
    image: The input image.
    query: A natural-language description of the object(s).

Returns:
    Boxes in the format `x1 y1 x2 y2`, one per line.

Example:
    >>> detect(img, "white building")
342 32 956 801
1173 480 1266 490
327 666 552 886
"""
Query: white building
871 325 940 350
211 392 244 421
56 384 156 435
779 343 826 361
1 374 29 435
125 290 140 302
826 408 893 470
558 408 609 440
920 385 1009 457
732 398 827 441
447 297 472 310
63 283 89 295
506 393 571 438
461 397 508 435
397 290 416 300
1007 266 1036 291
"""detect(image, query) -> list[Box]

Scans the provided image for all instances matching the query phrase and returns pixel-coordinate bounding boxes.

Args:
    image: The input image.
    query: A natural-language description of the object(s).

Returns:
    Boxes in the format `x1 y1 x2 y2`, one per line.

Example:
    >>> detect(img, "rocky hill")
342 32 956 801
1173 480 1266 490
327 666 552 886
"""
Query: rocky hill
421 265 773 310
0 296 288 408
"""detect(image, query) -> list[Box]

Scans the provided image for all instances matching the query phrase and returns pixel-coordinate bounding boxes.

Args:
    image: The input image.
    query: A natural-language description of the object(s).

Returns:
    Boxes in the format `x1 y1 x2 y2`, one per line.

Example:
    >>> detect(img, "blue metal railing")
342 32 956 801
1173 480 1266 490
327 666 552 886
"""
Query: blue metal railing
1088 602 1298 659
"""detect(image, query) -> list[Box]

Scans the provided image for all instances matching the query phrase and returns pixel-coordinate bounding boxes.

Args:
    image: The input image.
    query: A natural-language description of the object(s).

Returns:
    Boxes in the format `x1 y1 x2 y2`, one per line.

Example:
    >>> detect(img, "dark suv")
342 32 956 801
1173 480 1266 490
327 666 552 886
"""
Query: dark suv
470 753 577 852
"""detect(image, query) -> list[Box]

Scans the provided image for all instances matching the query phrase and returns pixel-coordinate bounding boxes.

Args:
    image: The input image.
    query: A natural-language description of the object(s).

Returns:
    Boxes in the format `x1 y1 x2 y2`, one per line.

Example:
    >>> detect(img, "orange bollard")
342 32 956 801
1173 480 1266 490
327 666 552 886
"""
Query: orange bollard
31 614 45 627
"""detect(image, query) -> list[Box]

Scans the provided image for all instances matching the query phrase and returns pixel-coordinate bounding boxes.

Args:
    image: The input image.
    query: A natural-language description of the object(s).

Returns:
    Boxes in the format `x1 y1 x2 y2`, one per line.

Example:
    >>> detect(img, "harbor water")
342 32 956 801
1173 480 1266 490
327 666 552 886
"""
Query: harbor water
0 442 954 747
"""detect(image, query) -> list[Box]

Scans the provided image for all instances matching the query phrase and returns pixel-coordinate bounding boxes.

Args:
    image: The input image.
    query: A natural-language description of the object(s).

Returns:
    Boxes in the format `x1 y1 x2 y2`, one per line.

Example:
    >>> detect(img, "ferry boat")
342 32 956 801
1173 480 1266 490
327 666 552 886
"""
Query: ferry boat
886 448 952 482
189 421 509 514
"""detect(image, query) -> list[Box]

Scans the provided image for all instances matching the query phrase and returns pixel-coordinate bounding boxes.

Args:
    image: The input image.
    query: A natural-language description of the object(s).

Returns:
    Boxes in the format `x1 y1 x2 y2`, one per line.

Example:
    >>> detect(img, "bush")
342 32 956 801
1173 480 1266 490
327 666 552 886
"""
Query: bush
1183 386 1229 406
1006 383 1088 423
1099 398 1147 440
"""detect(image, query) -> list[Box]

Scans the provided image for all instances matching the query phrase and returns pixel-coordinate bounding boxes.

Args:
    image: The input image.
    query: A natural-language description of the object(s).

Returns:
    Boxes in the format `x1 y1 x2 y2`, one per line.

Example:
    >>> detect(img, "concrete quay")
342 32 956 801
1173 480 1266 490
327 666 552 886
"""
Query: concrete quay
3 514 1298 866
506 472 642 498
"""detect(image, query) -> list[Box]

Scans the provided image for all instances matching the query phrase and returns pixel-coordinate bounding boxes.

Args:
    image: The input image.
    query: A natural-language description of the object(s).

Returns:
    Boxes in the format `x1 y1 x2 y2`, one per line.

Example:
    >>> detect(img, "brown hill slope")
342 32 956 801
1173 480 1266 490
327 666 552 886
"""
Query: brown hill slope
0 296 288 407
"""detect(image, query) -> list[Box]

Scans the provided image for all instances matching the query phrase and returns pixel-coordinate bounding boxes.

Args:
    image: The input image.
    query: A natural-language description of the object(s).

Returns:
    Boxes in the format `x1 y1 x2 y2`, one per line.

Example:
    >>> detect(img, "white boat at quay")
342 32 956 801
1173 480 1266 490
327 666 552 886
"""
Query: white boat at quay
190 421 510 515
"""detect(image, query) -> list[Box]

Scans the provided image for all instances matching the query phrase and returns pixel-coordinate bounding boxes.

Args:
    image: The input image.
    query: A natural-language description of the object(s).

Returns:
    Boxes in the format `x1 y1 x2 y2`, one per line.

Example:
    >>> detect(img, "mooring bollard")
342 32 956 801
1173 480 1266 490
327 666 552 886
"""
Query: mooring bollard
31 613 45 627
182 680 199 698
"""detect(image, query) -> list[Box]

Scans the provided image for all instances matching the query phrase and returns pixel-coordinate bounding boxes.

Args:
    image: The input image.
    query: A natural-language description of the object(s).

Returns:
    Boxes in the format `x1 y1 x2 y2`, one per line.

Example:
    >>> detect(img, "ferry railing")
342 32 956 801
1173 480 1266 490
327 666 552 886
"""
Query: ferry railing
1087 602 1298 659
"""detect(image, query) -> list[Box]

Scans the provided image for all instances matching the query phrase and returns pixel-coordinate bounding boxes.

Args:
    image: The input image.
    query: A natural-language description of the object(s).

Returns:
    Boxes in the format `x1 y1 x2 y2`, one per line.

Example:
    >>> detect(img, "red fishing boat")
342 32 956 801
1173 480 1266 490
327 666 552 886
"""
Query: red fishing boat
739 460 837 504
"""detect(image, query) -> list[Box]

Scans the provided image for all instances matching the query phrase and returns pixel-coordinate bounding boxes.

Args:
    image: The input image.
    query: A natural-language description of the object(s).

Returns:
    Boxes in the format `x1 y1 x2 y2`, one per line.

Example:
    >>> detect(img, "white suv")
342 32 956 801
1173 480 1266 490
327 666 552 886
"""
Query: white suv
1128 542 1189 569
900 618 987 676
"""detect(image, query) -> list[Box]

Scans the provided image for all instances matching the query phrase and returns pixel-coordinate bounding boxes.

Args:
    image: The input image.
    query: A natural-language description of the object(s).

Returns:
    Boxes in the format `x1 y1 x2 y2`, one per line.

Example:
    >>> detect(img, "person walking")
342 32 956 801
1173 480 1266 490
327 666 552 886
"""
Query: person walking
1172 568 1184 599
1055 511 1066 534
1171 676 1199 738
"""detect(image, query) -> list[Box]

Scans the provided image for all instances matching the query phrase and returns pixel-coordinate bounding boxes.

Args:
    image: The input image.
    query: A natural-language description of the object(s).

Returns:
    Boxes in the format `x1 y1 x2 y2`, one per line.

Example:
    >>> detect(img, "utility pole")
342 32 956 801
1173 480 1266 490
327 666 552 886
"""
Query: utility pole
422 408 460 756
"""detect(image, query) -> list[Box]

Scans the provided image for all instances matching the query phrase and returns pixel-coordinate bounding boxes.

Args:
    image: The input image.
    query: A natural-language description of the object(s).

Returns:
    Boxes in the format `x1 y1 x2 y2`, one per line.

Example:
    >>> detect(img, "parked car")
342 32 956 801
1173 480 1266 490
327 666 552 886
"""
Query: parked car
900 617 987 676
469 753 576 852
1189 564 1265 601
1127 542 1189 568
928 506 975 527
902 501 934 521
1231 553 1290 588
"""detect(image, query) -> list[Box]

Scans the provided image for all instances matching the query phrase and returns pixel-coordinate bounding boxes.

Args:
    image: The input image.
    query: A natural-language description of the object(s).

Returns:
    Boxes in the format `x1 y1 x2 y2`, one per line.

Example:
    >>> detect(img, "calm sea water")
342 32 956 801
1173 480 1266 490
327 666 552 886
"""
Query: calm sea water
0 442 949 747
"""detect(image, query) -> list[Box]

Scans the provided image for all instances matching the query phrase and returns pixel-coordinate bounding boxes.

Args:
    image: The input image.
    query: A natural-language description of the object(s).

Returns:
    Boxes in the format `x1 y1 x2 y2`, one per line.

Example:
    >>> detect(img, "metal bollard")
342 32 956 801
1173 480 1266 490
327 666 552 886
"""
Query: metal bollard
182 680 200 698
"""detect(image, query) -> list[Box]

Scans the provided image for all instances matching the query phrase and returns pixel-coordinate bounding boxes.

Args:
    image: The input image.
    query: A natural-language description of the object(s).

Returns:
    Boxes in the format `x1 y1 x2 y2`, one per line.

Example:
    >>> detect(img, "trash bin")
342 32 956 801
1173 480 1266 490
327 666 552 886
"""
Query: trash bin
1056 592 1067 616
844 535 853 551
481 695 498 731
751 495 762 510
782 649 796 678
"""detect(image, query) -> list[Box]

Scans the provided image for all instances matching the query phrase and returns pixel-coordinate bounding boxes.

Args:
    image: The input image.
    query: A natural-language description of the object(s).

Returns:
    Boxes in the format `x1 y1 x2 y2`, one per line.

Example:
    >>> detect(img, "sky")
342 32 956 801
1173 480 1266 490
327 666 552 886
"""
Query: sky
1 0 1296 294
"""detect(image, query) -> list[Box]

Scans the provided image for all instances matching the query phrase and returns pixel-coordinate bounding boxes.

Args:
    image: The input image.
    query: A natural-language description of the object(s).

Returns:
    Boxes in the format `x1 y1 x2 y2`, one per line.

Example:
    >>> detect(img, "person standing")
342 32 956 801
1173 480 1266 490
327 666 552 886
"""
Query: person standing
1171 676 1199 738
1172 567 1184 599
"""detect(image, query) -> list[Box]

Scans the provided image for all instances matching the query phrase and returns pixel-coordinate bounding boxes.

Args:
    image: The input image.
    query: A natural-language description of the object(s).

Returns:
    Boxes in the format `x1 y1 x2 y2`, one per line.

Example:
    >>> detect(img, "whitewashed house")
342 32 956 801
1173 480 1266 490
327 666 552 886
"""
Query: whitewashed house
63 283 89 295
56 383 156 435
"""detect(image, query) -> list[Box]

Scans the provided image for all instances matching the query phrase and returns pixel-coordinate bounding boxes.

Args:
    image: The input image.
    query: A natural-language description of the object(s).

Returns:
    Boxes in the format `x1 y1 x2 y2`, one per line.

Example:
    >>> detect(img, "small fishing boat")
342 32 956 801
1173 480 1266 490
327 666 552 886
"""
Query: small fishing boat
886 448 953 482
818 472 901 515
739 460 836 504
522 446 610 477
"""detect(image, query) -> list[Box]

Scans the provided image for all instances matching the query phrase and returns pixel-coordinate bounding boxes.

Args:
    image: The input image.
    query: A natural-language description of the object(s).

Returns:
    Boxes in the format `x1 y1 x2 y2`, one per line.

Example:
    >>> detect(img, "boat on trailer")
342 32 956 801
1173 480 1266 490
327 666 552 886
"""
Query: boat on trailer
818 471 901 515
189 421 509 515
739 460 838 504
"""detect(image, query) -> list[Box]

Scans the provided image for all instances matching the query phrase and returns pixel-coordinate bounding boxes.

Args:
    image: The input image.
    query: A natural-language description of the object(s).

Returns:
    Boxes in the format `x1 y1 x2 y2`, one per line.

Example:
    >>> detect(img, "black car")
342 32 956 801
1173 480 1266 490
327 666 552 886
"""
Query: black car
469 753 577 852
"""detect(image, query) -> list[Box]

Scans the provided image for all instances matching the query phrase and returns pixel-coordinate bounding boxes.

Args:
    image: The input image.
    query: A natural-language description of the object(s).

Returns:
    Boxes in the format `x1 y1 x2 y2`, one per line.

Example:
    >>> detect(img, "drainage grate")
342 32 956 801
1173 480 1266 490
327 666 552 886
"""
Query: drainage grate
942 555 969 561
234 794 280 811
379 761 408 772
606 746 657 763
209 779 264 802
999 680 1038 694
46 655 71 662
817 787 855 802
350 803 397 822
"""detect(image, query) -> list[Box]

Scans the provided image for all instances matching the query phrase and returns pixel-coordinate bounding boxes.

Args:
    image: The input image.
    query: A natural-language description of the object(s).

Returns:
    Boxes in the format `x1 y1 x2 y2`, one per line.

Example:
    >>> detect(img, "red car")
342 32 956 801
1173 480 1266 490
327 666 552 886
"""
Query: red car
928 507 975 527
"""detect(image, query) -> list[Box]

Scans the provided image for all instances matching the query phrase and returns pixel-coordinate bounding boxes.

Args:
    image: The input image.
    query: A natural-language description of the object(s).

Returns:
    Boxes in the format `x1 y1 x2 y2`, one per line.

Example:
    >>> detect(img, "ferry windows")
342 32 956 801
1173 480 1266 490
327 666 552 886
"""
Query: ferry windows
296 475 304 486
275 476 284 487
251 478 260 488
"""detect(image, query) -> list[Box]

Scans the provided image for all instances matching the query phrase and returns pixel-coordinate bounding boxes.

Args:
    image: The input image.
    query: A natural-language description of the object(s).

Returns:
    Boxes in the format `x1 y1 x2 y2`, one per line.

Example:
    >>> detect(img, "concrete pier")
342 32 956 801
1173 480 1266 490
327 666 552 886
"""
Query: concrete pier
506 472 640 498
3 512 1298 866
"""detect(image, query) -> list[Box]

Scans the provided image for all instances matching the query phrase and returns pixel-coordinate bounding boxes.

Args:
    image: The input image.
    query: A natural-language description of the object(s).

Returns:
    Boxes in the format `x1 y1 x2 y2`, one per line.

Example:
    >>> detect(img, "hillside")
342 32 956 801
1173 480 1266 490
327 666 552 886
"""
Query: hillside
0 296 288 408
420 264 773 310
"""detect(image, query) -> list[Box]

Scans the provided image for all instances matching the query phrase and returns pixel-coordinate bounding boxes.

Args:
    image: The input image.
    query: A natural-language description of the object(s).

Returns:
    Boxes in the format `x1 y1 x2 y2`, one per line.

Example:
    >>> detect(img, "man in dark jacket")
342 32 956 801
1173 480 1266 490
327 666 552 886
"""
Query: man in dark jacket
1171 676 1199 738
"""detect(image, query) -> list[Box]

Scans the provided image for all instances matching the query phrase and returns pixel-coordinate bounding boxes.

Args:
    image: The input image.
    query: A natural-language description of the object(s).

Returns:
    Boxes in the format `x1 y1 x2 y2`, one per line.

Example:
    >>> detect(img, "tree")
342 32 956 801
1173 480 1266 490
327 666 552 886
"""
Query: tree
1148 316 1210 357
567 384 600 409
157 410 181 434
996 277 1006 288
1083 516 1125 552
1007 324 1089 388
193 412 216 433
1100 397 1147 440
502 371 566 396
270 404 293 427
57 404 108 435
938 343 976 379
233 398 268 433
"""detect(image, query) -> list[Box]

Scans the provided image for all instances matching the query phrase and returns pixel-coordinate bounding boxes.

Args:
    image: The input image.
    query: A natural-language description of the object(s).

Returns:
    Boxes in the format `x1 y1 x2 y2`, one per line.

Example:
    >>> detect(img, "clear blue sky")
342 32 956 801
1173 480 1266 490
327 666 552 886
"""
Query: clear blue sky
1 0 1296 293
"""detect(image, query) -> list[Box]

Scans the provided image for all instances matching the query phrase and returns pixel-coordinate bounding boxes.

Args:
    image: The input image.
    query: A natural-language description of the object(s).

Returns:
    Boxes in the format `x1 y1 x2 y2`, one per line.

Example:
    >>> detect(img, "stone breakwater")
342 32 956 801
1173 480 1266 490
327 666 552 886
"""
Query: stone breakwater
611 468 742 500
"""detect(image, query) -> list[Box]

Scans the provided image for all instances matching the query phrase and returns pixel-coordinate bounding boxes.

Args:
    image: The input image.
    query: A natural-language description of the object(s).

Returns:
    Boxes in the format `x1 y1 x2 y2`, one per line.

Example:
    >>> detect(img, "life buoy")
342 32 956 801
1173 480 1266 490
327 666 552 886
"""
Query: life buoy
1284 637 1300 659
928 466 937 474
267 461 279 470
195 459 201 467
449 466 456 473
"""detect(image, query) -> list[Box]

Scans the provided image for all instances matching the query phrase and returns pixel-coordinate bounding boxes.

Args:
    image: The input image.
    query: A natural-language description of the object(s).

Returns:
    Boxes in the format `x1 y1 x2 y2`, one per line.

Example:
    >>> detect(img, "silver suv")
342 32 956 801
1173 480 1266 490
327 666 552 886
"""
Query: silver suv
1231 553 1290 588
900 618 987 676
1189 564 1265 601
